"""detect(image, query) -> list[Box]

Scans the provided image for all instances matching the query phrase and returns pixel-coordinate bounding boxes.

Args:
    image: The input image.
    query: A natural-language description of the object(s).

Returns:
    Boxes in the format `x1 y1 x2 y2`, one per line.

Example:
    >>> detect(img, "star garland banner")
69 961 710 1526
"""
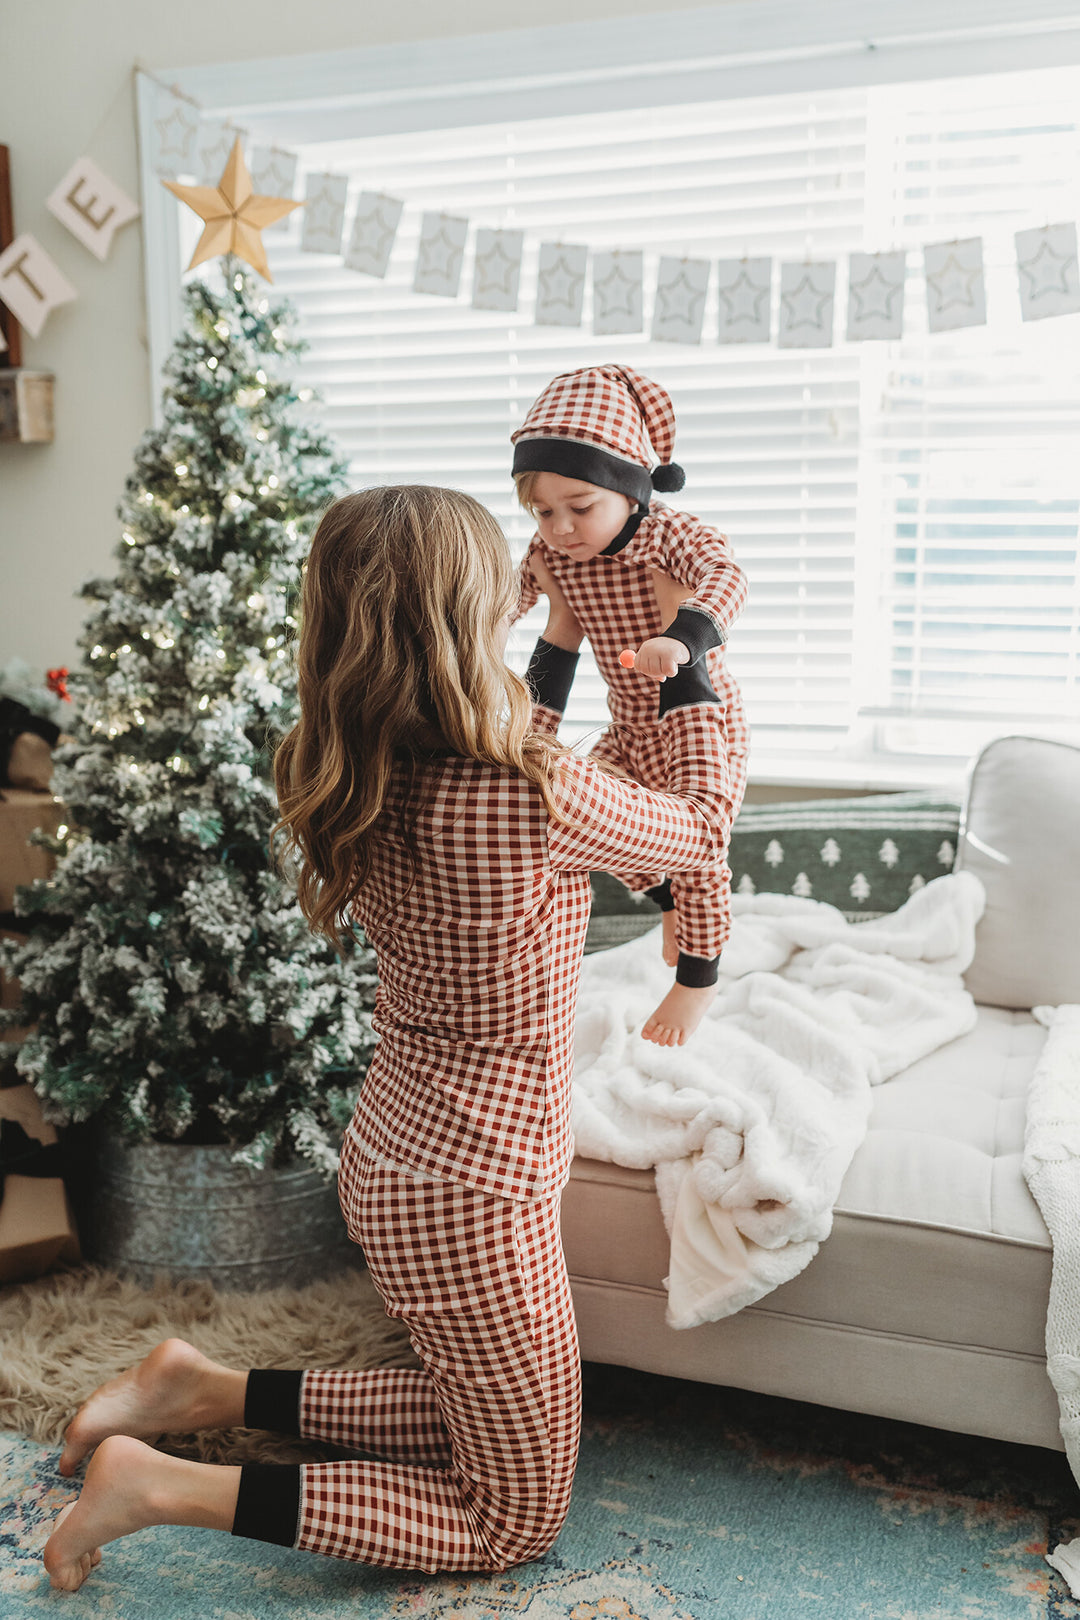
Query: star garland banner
301 173 349 256
846 249 906 341
472 227 524 312
652 256 709 344
162 137 302 282
152 87 199 181
778 261 836 348
249 148 298 233
1015 223 1080 322
535 242 587 327
716 257 772 344
46 157 140 263
924 237 986 333
0 233 77 337
593 249 643 335
345 192 404 277
198 120 247 188
16 71 1080 366
414 212 468 297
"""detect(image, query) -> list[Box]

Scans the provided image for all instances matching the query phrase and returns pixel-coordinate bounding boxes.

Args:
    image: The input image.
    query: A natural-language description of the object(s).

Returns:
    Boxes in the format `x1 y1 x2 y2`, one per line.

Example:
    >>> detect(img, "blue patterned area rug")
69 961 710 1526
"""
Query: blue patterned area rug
4 1366 1080 1620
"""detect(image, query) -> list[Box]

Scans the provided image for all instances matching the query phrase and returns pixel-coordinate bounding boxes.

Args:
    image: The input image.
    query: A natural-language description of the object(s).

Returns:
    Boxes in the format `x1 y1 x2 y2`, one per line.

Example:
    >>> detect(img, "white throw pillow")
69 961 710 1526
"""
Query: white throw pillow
956 735 1080 1010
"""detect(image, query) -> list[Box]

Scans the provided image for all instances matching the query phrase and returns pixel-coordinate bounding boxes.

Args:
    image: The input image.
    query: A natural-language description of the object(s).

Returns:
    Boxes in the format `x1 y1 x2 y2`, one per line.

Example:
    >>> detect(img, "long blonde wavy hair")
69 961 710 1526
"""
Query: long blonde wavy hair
273 484 569 948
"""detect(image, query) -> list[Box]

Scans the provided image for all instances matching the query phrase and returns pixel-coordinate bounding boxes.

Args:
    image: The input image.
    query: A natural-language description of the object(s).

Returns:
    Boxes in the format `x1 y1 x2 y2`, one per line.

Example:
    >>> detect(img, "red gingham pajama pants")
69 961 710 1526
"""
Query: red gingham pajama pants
294 1144 581 1572
588 704 749 961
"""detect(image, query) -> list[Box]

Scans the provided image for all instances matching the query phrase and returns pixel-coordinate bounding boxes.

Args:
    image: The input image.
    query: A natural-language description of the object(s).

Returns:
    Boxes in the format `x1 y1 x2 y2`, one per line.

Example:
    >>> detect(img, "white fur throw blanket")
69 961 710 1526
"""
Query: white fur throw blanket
1022 1003 1080 1599
572 871 985 1329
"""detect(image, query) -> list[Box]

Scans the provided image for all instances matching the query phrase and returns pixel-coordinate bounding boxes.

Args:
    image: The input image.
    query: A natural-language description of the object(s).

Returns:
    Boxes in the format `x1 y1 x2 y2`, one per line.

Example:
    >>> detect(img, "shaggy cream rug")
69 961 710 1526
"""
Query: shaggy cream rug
0 1263 416 1466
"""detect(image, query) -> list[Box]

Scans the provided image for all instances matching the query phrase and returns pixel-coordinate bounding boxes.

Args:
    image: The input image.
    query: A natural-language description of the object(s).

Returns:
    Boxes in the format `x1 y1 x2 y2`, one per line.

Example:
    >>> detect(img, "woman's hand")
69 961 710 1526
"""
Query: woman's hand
621 635 690 682
531 551 585 653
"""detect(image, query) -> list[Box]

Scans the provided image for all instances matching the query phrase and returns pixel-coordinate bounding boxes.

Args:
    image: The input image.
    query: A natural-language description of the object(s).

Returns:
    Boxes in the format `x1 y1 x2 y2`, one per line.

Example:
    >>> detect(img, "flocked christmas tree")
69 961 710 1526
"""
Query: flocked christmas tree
0 258 376 1174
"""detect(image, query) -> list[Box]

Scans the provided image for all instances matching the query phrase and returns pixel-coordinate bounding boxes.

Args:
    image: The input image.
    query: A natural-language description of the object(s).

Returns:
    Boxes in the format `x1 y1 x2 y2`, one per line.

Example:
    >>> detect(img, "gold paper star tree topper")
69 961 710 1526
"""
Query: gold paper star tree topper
162 137 301 282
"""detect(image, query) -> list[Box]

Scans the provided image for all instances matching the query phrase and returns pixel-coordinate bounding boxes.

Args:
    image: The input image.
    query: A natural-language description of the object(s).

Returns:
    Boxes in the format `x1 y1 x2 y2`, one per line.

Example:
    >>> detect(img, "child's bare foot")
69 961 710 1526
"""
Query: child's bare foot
642 981 718 1047
60 1337 245 1477
44 1434 240 1592
660 911 679 968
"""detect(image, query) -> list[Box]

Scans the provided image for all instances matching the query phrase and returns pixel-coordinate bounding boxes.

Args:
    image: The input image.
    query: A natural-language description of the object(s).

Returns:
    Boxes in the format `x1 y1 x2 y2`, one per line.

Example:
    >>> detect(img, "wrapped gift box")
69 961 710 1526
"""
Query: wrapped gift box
0 1083 80 1282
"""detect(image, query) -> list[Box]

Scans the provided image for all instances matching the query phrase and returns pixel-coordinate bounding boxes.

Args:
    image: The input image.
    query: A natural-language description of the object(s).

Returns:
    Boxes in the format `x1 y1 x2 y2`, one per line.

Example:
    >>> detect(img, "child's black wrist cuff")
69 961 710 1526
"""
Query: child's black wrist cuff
662 606 724 664
658 658 722 717
244 1369 303 1435
232 1463 301 1547
526 638 579 715
676 952 720 988
644 879 675 912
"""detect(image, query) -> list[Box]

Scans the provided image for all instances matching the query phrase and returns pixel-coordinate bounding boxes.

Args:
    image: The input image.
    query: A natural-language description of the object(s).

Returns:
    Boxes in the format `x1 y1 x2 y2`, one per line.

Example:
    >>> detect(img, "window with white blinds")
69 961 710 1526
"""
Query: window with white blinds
187 60 1080 770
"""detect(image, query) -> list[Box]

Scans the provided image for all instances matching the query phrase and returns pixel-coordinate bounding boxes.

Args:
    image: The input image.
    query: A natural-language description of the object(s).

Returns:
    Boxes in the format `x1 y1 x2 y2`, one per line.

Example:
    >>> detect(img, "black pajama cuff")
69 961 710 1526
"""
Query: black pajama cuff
244 1368 303 1435
644 879 675 911
232 1463 301 1548
676 952 720 988
526 637 580 715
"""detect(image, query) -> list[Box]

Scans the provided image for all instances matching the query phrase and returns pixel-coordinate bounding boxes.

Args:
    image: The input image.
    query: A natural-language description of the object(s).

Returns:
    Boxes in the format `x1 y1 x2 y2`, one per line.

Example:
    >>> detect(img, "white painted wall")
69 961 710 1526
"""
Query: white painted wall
0 0 725 670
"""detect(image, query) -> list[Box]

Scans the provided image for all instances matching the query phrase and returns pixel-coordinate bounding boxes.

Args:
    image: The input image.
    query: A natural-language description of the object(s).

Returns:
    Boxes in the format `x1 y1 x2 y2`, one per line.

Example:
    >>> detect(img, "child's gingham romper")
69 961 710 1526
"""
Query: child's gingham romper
516 498 750 964
232 703 735 1573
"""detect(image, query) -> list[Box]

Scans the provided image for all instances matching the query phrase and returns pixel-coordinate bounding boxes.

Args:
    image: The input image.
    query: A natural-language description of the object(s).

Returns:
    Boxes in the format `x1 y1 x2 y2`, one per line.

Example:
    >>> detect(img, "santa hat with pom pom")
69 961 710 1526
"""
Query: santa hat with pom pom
511 364 685 507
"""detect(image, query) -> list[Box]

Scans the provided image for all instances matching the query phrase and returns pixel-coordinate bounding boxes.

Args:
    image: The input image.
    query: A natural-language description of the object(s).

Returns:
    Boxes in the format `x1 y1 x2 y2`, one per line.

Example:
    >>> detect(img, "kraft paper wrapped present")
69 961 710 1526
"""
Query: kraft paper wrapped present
0 1084 80 1283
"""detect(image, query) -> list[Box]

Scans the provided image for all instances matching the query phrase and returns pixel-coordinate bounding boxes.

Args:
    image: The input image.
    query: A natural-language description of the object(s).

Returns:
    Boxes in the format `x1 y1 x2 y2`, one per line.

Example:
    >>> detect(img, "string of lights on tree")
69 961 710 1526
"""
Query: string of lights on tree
0 254 378 1170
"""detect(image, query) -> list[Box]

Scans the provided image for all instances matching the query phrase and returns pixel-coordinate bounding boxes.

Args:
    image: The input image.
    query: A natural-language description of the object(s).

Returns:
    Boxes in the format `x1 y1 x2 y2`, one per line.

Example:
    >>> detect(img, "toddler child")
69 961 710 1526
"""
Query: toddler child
512 364 749 1046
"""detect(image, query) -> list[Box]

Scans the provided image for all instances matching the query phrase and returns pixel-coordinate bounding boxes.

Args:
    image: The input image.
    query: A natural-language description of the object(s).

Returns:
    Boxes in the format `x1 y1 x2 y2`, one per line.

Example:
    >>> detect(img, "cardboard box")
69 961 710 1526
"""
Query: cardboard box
0 1083 80 1283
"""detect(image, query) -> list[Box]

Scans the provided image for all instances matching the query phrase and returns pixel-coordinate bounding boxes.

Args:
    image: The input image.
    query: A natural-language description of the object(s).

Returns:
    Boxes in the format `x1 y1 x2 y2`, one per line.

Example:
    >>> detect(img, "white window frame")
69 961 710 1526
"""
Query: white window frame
136 0 1080 790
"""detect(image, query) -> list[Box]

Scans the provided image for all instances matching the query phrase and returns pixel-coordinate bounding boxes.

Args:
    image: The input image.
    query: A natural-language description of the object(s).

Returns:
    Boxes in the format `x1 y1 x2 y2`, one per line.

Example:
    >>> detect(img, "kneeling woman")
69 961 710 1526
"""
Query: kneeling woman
44 485 734 1590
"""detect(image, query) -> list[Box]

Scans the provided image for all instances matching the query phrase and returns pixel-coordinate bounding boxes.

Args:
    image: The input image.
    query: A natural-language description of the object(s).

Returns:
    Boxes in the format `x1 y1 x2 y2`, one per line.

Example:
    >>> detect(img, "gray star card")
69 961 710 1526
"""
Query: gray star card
846 250 906 341
345 193 404 277
778 261 836 347
652 256 709 344
198 121 245 187
414 212 469 297
535 243 587 327
923 238 985 333
153 89 199 180
592 250 643 335
250 148 299 232
472 228 525 312
716 258 772 344
1015 223 1080 321
301 174 349 256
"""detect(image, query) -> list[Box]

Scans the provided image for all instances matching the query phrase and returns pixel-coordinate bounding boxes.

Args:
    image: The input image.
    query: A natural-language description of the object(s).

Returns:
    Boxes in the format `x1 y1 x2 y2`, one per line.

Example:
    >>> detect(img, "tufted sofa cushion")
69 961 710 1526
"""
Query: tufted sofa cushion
564 1006 1050 1358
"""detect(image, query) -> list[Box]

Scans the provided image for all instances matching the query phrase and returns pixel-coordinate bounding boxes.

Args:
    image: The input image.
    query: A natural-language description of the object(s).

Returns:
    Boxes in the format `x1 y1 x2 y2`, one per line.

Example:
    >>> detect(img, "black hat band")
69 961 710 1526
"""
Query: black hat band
512 436 653 507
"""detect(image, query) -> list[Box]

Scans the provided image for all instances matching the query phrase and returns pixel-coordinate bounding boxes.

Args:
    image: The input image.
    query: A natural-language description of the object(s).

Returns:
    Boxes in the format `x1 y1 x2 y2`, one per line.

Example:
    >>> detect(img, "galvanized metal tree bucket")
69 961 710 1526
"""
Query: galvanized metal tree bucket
86 1135 357 1291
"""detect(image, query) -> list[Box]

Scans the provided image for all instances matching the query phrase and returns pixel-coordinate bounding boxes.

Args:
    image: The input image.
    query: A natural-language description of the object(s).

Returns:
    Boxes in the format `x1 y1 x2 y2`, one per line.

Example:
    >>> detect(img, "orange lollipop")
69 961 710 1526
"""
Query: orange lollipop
619 649 636 669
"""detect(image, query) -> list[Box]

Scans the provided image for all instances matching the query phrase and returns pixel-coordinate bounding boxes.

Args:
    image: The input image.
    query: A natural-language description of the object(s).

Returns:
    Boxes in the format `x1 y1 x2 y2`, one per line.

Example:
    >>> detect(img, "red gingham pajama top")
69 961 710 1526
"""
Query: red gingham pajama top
283 704 736 1574
516 499 751 960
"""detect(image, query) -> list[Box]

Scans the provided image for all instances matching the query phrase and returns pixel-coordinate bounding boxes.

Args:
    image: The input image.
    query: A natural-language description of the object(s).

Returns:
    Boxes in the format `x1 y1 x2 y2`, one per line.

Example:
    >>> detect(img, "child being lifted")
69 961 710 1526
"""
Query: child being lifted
512 364 749 1047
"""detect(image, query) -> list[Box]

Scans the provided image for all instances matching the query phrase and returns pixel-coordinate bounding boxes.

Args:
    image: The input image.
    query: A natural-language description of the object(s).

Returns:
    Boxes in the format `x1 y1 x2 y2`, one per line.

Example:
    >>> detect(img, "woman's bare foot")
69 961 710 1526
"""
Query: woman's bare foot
44 1434 240 1593
642 981 718 1047
60 1337 246 1477
660 911 679 968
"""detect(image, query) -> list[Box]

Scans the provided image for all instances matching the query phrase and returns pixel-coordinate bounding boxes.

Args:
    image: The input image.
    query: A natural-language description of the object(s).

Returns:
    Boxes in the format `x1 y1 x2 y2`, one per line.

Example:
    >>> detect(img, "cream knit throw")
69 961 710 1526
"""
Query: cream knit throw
1022 1003 1080 1598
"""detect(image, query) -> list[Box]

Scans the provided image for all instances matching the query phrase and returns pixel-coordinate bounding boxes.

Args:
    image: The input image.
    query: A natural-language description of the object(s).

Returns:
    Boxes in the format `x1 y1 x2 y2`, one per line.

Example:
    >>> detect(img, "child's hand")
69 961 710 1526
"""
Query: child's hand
531 551 584 653
622 636 690 682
